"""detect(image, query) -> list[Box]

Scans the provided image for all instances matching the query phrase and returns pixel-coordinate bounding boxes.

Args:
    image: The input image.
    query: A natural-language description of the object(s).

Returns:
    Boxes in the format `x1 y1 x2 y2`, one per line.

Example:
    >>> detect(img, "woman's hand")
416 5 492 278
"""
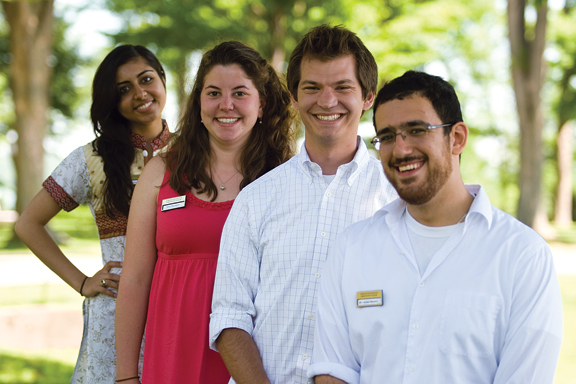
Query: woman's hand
81 261 123 298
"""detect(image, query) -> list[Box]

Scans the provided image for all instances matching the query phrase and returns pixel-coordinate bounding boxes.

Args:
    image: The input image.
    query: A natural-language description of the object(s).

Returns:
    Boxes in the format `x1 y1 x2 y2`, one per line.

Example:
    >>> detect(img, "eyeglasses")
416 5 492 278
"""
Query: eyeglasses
371 123 455 150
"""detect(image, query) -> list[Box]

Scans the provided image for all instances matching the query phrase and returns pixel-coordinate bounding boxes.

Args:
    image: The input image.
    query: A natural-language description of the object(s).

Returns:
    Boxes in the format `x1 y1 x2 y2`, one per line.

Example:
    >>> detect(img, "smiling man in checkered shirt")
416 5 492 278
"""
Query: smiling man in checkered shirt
209 25 397 384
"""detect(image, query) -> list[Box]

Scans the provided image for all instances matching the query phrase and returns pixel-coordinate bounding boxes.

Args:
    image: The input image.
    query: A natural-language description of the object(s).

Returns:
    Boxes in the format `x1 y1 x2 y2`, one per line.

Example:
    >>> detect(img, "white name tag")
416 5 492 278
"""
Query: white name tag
161 195 186 212
357 290 383 308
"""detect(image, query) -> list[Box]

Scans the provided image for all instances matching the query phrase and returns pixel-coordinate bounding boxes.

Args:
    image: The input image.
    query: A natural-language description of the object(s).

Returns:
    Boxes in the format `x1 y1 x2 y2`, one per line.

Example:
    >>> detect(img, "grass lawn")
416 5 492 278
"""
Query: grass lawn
555 275 576 383
0 352 75 384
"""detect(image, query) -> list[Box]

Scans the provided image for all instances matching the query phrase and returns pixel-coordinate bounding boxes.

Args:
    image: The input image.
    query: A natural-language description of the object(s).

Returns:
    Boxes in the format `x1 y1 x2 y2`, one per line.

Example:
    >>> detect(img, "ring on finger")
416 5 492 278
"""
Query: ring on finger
100 279 106 287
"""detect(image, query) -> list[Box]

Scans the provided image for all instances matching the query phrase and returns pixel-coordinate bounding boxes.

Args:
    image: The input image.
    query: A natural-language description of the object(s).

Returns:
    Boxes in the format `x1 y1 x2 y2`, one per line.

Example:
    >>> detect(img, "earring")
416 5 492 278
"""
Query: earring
258 118 263 124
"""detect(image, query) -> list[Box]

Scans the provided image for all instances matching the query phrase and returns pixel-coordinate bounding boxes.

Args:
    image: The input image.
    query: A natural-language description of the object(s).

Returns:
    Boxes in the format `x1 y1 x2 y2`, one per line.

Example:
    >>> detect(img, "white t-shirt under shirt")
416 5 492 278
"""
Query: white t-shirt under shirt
404 208 464 276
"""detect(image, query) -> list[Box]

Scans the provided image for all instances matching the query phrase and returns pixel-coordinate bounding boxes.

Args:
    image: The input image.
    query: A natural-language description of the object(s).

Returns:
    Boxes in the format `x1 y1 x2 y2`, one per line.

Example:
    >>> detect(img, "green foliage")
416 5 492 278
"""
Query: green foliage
0 353 74 384
0 205 98 249
0 9 84 133
47 205 98 240
49 17 85 120
549 7 576 126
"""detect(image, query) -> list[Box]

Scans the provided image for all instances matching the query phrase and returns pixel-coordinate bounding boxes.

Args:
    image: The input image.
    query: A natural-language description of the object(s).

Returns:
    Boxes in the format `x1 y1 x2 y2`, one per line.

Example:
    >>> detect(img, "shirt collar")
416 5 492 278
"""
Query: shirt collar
297 136 371 185
375 184 493 228
130 120 170 151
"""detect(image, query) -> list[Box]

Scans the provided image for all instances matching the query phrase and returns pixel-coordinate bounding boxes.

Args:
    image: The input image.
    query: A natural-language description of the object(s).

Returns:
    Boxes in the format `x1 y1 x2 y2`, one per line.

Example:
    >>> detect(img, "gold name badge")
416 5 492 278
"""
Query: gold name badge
356 290 383 308
161 195 186 212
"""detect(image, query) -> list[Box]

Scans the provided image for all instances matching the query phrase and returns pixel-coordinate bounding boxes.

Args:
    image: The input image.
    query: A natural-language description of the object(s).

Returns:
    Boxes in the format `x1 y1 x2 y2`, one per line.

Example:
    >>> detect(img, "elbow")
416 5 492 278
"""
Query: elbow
13 216 24 240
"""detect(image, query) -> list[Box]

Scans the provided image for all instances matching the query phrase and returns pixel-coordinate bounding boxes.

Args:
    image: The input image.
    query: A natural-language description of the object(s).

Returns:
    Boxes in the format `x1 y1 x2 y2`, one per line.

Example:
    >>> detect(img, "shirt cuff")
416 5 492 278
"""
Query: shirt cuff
307 362 360 384
42 176 79 212
209 311 254 352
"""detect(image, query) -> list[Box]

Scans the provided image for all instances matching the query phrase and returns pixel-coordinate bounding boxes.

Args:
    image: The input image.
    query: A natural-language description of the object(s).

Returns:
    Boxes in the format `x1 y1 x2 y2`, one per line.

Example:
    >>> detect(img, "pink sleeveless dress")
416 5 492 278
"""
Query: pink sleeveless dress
142 170 231 383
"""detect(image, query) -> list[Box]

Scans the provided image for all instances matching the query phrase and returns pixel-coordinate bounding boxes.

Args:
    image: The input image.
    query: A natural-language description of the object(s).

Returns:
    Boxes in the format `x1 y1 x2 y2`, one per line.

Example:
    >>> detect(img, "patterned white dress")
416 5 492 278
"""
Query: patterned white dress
42 125 170 383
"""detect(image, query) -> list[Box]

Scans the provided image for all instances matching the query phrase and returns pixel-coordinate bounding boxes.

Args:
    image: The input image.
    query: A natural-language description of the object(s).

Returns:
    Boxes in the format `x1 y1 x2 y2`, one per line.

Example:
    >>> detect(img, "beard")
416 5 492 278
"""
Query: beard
384 147 452 206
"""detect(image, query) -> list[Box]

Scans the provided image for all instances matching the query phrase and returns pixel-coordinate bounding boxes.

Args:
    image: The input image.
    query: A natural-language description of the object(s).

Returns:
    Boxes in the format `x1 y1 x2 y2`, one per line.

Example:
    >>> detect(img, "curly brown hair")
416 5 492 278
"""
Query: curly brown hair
165 41 296 201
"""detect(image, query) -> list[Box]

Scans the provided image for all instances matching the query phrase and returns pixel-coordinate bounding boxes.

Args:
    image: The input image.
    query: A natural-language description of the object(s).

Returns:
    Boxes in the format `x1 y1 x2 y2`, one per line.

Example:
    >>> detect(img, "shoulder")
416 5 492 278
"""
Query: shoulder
51 145 90 175
483 207 552 266
240 156 299 197
491 207 547 245
137 156 166 190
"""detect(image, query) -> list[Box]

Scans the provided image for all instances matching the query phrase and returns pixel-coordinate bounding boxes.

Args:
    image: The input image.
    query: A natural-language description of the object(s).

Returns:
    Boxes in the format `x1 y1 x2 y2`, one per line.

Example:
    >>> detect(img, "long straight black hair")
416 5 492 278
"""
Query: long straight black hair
90 45 166 218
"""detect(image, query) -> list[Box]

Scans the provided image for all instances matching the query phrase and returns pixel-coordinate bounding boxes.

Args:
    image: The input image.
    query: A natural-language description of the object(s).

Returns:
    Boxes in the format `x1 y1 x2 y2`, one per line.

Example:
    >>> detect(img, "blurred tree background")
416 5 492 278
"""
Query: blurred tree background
0 0 575 240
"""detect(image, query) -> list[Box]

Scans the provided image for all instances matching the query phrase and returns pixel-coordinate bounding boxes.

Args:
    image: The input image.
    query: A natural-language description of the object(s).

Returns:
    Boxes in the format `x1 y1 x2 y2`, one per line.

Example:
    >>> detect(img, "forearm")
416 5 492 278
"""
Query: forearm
315 375 348 384
216 328 270 384
115 277 151 378
15 200 86 292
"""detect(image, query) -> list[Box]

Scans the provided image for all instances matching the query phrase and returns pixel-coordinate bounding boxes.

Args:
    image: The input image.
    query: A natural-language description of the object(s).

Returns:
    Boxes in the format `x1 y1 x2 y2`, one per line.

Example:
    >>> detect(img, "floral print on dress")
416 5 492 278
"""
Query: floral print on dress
44 145 145 384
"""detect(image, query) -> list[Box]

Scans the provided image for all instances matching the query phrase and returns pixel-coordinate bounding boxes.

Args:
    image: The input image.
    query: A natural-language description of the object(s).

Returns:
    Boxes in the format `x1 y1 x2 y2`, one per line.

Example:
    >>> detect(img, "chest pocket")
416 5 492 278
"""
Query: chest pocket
439 290 502 357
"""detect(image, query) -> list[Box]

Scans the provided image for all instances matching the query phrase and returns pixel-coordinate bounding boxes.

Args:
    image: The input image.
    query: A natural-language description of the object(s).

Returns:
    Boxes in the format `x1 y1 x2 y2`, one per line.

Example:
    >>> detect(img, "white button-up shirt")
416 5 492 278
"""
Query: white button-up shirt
210 139 397 383
308 185 563 384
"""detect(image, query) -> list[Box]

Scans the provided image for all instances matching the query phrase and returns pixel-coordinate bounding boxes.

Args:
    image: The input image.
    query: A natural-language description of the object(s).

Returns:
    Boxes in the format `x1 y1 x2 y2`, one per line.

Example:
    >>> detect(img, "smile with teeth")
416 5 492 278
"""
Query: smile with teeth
217 118 240 123
398 163 422 172
315 114 341 121
136 101 152 110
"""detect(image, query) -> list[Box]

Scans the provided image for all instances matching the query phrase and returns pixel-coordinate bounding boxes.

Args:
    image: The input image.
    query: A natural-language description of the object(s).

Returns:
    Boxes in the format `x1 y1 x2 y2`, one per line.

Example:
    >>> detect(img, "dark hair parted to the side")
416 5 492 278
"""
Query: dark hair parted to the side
373 70 463 135
165 40 296 201
286 24 378 102
91 44 166 218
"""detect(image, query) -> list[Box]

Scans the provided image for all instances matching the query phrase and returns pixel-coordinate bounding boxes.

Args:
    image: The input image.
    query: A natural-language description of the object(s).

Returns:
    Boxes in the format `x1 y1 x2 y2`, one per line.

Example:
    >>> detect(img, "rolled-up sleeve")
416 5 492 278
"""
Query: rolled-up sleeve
210 193 260 351
43 146 91 211
308 231 360 384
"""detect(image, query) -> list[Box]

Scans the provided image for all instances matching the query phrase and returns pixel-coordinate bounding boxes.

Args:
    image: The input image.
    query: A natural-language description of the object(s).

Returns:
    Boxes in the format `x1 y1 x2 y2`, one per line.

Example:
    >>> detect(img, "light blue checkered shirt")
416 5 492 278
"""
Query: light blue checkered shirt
210 138 397 383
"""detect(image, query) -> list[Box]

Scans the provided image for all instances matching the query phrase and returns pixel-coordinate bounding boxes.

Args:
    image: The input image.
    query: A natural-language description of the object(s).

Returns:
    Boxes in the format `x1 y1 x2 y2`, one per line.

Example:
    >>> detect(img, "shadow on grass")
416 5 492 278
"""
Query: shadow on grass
0 353 74 384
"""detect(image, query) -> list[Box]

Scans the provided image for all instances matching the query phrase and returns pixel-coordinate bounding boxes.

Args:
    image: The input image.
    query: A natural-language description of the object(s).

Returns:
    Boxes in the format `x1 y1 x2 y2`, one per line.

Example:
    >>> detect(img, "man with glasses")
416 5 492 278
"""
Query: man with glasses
308 70 563 384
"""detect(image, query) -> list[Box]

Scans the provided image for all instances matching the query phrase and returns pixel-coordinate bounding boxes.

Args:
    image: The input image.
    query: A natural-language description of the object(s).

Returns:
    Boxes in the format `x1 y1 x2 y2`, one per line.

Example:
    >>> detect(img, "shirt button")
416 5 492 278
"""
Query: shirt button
408 366 415 372
419 282 425 287
303 354 308 359
320 232 326 237
315 273 320 278
413 324 419 329
308 314 314 320
326 192 332 197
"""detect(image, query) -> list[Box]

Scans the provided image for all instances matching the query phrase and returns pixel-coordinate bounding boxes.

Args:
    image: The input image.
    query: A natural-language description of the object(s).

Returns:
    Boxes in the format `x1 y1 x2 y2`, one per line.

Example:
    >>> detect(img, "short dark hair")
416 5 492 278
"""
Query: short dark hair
373 70 463 135
287 24 378 101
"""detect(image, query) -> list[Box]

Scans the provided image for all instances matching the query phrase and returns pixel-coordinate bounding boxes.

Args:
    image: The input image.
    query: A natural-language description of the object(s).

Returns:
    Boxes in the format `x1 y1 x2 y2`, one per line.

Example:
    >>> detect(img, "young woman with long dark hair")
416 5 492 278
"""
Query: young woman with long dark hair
15 44 171 383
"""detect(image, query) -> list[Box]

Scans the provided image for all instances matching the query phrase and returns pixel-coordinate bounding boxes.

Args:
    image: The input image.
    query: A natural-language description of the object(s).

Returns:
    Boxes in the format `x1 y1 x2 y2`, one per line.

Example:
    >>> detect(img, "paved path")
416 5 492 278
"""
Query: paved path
1 243 574 290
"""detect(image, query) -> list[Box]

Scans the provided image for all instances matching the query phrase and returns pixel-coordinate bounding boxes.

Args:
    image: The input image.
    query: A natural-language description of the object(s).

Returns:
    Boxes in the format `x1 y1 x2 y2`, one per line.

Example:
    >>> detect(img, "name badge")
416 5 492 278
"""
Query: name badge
356 290 383 308
161 195 186 212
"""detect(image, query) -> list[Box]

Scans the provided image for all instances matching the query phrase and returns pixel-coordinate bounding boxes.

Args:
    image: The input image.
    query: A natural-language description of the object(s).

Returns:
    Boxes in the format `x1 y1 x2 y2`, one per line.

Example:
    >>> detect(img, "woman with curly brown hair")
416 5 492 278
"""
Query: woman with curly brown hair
115 41 295 383
15 44 171 383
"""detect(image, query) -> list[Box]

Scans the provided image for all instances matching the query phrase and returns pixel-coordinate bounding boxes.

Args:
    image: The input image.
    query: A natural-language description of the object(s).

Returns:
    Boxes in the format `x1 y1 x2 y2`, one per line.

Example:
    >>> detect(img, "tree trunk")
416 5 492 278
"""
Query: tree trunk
2 0 54 215
555 121 573 226
175 55 188 119
269 8 286 73
507 0 548 229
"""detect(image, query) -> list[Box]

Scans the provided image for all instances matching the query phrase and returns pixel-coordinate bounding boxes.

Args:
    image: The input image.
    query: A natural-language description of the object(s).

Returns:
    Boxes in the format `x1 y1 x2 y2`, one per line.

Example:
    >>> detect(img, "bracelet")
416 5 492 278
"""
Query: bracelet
116 377 139 383
79 276 88 296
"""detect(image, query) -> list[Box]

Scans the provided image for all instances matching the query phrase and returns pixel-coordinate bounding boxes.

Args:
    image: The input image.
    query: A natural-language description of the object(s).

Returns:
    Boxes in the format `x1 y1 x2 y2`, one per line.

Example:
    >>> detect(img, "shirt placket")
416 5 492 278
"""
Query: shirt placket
298 170 336 382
